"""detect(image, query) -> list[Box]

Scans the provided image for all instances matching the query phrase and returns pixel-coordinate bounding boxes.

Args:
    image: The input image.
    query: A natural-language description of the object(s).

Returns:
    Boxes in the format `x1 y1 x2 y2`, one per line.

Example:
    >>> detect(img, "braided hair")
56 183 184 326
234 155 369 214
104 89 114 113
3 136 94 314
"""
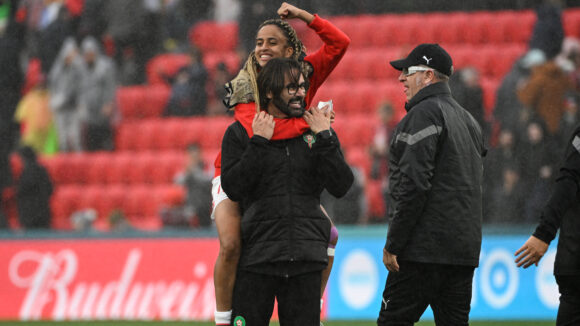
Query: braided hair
240 19 309 112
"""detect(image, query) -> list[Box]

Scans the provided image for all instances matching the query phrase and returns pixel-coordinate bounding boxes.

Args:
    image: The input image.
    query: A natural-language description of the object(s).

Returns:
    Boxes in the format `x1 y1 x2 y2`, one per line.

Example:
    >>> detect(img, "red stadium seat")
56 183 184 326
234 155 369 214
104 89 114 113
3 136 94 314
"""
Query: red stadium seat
99 185 127 218
460 12 494 44
105 152 134 184
345 146 371 177
146 53 190 85
564 8 580 38
434 12 468 44
117 86 145 120
85 152 111 185
189 21 238 53
51 185 83 225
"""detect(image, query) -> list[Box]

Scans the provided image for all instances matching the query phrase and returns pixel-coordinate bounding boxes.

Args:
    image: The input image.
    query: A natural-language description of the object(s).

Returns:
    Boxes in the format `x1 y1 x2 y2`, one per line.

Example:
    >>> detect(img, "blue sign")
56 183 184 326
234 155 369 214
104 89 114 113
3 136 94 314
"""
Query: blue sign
327 233 559 321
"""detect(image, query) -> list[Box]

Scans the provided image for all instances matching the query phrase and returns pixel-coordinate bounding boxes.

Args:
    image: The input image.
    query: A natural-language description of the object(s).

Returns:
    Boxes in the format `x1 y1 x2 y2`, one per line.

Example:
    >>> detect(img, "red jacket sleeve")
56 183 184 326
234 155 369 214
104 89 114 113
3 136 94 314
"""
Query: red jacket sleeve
303 14 351 106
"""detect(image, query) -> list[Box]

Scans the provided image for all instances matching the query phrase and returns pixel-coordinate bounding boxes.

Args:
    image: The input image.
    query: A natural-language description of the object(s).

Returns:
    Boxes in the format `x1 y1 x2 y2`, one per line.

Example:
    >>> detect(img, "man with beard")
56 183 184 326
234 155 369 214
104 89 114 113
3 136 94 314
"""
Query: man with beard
220 57 353 325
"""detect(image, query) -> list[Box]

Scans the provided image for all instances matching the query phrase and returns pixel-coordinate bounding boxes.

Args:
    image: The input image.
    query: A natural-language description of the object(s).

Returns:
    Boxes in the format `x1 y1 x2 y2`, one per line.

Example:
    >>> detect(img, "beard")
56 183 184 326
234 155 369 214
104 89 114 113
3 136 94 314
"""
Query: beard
273 95 305 118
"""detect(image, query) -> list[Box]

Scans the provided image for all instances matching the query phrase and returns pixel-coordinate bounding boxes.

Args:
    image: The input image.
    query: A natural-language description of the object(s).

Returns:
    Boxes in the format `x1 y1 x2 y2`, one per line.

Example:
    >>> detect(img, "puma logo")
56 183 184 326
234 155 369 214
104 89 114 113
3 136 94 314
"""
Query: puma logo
422 56 432 65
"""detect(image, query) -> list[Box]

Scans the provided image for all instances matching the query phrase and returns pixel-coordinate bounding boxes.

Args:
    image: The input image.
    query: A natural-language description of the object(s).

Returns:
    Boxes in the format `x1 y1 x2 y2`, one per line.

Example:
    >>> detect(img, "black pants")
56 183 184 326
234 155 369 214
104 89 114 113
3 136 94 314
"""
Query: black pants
377 260 474 326
232 269 321 326
556 275 580 326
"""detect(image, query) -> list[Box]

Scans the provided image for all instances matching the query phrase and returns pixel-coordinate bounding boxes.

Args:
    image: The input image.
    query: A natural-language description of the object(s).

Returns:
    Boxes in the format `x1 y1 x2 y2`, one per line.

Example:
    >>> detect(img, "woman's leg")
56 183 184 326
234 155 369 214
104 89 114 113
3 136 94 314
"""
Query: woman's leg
320 205 338 298
213 198 242 324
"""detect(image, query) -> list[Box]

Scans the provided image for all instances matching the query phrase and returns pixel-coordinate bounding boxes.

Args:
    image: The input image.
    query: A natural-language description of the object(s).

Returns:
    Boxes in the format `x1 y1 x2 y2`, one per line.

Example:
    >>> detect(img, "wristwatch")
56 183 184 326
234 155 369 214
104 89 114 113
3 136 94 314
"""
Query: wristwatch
316 129 333 140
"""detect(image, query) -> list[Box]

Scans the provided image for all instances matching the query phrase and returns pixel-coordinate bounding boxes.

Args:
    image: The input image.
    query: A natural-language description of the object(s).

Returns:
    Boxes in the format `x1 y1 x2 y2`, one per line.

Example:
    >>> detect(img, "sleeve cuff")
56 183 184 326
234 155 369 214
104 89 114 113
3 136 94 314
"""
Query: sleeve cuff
308 14 323 28
251 135 270 144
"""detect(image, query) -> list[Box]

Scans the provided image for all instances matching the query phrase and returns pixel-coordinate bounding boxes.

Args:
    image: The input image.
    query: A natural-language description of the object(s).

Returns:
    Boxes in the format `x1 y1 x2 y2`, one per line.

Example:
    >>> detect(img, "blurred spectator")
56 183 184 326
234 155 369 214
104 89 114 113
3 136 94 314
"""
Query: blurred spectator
105 0 161 85
486 164 525 224
15 145 53 229
108 209 132 232
163 46 208 117
524 164 554 223
14 75 57 154
321 161 367 225
494 49 545 133
207 61 234 116
555 37 580 83
528 0 564 61
449 66 489 140
517 56 574 136
369 101 396 182
77 0 107 40
70 208 96 231
1 1 27 184
159 186 195 228
31 0 75 75
174 143 212 227
516 120 555 198
48 37 83 152
556 92 580 155
483 128 520 214
78 36 117 151
160 0 213 52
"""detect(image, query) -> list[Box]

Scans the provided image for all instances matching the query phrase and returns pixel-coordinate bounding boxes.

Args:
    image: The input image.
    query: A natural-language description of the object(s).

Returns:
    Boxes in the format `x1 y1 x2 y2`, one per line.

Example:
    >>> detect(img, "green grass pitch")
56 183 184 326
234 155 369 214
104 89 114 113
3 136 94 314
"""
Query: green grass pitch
0 321 556 326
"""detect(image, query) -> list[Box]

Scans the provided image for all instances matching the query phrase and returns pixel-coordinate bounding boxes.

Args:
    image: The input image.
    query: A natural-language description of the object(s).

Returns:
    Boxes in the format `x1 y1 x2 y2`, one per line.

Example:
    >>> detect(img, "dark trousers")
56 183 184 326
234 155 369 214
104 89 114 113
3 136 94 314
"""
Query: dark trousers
556 275 580 326
232 269 321 326
377 260 474 326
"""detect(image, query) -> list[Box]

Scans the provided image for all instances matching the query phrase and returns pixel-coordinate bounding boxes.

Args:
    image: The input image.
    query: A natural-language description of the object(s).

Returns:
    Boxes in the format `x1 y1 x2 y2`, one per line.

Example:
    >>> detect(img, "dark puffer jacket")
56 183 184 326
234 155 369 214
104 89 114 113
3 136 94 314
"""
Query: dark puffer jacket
385 82 486 267
221 122 353 276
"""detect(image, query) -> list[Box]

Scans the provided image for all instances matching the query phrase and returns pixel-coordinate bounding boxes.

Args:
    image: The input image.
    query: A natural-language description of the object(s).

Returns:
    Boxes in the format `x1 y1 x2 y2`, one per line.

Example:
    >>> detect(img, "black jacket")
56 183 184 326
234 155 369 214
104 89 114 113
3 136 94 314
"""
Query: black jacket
221 122 353 276
385 82 486 267
533 125 580 276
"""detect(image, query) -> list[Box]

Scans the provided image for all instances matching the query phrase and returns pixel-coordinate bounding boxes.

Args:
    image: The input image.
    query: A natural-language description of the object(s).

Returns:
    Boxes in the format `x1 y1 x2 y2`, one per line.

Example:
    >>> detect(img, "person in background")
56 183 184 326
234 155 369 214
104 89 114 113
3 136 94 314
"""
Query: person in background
378 44 486 325
514 123 580 325
14 74 57 155
48 37 83 152
174 143 212 228
486 163 525 224
15 145 53 229
449 66 489 140
78 36 117 151
163 46 208 117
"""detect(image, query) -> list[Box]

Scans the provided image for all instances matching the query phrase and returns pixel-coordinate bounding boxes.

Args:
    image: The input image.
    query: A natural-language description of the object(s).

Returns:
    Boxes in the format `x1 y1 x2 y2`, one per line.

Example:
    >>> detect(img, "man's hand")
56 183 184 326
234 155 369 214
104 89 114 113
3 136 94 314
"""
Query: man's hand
303 105 331 134
252 111 275 140
514 236 549 268
277 2 314 24
383 248 399 272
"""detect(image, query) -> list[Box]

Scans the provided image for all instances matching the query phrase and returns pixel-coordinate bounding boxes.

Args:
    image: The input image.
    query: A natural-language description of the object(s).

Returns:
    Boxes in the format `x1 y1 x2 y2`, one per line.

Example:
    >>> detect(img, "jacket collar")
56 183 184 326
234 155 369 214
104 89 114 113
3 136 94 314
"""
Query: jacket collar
405 81 451 112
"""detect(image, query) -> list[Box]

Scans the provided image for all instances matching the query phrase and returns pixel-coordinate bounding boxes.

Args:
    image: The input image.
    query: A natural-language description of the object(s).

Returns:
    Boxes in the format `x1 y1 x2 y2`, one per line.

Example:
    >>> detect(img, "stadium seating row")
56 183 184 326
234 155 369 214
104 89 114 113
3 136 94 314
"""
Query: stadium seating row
294 10 539 50
40 149 217 186
50 184 185 230
145 51 241 85
114 113 379 153
325 43 526 82
115 116 232 151
116 75 499 122
187 9 580 52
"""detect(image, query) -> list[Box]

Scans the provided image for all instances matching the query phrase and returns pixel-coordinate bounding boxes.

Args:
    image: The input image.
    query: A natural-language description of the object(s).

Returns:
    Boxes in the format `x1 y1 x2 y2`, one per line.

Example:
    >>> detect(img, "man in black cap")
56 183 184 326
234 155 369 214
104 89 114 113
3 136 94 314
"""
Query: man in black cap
377 43 486 325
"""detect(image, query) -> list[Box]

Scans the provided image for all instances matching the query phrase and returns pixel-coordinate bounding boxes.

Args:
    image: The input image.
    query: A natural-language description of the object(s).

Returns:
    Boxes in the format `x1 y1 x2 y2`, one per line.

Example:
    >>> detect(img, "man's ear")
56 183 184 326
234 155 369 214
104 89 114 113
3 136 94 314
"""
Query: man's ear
424 70 436 85
267 91 273 100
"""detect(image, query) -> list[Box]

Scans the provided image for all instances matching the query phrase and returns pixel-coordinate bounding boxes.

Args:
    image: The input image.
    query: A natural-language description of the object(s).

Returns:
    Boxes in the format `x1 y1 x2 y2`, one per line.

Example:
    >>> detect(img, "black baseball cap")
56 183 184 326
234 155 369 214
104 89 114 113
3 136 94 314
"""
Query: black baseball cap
390 43 454 76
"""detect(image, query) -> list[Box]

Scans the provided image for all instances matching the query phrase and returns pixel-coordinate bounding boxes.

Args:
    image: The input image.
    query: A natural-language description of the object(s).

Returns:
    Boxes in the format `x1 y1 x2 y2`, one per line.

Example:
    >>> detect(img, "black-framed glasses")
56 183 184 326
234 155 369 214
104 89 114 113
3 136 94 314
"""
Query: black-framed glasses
285 82 309 95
